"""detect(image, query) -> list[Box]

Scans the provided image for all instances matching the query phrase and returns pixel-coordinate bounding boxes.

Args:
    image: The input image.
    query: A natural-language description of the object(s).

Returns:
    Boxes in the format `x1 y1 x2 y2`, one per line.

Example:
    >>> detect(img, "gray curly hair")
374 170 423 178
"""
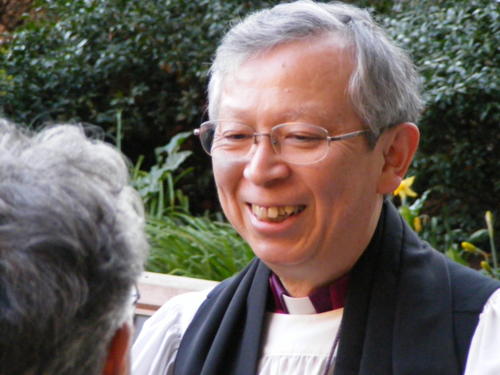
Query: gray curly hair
208 0 423 140
0 119 148 374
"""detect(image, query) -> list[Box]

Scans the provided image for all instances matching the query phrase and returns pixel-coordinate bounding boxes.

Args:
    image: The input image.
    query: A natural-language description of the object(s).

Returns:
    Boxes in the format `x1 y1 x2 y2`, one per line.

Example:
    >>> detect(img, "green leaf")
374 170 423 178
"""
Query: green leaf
467 229 489 243
445 248 469 266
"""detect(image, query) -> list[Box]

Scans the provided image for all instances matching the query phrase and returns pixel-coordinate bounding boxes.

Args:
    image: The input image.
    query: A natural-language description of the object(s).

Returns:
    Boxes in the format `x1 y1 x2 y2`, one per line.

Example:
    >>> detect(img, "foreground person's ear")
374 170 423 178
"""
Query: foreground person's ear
376 122 420 195
103 321 132 375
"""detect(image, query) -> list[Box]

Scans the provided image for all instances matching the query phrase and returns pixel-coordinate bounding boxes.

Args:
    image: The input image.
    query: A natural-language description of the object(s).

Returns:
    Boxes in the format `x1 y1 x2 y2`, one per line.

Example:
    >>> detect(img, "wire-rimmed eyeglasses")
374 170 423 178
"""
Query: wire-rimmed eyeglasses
194 120 369 165
130 282 141 306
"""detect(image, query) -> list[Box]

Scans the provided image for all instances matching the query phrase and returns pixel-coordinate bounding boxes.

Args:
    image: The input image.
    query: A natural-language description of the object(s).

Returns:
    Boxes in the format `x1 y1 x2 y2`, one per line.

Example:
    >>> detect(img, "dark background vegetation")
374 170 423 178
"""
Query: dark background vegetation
1 0 498 236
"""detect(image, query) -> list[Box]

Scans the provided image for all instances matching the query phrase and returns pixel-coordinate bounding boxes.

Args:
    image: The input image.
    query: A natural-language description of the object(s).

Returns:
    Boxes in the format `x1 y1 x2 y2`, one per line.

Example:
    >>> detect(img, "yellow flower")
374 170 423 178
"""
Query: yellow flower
461 241 477 253
393 176 418 201
480 261 492 273
413 216 423 233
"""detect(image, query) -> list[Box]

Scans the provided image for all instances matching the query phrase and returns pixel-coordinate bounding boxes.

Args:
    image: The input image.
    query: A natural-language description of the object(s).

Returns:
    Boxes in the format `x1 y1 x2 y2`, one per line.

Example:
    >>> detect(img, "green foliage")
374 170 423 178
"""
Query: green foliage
146 213 253 281
459 212 499 279
0 0 276 160
133 131 252 280
381 0 500 232
132 130 193 218
395 177 499 279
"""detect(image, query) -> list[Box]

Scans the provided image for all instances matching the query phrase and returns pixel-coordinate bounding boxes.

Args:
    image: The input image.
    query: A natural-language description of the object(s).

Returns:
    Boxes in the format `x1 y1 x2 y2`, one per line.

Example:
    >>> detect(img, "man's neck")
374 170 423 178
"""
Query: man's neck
269 272 349 313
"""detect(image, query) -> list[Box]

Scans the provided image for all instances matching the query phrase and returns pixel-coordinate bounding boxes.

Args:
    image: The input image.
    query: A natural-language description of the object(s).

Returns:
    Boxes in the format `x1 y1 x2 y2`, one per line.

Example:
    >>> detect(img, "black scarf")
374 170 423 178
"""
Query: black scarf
174 202 499 374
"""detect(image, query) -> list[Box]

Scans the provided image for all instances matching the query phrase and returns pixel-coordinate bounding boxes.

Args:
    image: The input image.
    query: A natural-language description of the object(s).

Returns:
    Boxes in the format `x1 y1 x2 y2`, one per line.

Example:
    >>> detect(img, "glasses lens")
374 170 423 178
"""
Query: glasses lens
206 121 254 158
272 123 328 164
198 122 216 155
198 121 330 165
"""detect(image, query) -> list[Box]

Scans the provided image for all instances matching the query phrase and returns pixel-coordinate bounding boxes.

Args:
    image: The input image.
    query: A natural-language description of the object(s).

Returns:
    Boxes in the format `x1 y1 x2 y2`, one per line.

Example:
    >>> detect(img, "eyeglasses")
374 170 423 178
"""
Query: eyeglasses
130 283 141 306
194 120 369 165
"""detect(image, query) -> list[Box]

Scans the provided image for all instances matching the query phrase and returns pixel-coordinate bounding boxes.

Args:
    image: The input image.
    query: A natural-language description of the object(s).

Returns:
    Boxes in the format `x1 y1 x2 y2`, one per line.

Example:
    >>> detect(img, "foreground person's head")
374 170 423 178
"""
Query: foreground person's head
0 120 148 374
199 0 421 294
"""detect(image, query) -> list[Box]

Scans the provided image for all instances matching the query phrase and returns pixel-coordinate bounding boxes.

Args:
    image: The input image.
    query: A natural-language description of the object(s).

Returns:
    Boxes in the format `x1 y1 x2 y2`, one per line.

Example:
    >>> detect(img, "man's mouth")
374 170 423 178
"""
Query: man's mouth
250 204 305 222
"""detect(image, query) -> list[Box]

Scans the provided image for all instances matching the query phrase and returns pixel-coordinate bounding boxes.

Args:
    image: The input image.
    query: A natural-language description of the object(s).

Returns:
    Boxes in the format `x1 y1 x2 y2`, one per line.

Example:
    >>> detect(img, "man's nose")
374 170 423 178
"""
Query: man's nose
251 132 273 144
243 134 290 186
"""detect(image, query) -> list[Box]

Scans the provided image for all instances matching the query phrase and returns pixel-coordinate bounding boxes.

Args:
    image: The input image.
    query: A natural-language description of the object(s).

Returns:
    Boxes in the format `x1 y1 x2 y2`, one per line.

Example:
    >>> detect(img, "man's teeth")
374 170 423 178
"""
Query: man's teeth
268 206 278 218
251 204 304 221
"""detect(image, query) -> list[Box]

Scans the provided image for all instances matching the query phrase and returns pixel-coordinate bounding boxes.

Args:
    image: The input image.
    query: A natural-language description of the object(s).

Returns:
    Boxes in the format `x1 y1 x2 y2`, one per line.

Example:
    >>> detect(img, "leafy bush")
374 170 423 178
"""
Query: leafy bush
0 0 275 161
146 214 253 281
394 176 499 279
132 130 194 218
381 0 499 232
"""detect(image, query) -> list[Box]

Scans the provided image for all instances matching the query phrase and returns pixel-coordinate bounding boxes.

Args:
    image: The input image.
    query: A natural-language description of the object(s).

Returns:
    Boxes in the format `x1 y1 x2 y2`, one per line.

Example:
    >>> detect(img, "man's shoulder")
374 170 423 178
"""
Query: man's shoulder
444 256 500 312
162 289 214 328
411 237 500 312
204 258 264 300
205 273 241 299
139 288 213 340
132 289 213 375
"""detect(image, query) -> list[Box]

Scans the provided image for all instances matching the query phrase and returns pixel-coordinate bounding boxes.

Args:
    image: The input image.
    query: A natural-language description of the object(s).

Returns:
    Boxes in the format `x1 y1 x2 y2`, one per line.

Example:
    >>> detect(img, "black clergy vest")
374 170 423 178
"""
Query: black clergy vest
173 201 500 375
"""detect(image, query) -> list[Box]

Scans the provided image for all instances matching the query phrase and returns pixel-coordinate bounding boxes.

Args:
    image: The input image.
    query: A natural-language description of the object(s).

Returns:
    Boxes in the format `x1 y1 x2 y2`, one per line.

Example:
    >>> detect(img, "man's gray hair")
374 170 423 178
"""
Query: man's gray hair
208 0 423 139
0 119 148 374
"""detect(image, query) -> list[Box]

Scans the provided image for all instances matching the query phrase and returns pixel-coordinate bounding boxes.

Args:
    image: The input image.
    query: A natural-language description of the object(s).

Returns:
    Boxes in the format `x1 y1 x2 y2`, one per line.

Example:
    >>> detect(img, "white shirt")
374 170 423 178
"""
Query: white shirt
132 288 500 375
258 309 342 375
464 289 500 375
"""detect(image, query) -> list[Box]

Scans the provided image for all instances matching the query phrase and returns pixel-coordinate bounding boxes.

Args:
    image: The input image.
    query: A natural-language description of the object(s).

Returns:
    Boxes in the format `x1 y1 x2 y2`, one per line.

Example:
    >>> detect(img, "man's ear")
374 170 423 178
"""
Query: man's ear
377 122 420 195
103 321 132 375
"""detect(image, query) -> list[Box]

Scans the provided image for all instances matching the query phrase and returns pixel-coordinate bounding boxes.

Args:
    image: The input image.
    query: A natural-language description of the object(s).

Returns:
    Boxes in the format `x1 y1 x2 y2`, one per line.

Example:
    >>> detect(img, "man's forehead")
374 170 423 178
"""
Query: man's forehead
218 36 355 123
224 35 353 85
218 100 332 124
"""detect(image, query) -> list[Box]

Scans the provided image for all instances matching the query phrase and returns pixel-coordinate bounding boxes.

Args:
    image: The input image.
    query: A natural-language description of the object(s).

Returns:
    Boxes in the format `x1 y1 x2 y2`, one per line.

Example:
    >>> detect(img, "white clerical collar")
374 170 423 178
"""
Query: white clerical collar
282 294 317 314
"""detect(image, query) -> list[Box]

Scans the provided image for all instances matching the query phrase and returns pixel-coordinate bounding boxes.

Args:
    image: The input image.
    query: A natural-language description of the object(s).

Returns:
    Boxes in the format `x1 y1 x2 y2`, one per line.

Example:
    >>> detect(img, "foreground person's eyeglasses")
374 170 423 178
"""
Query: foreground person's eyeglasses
194 120 369 165
130 283 140 306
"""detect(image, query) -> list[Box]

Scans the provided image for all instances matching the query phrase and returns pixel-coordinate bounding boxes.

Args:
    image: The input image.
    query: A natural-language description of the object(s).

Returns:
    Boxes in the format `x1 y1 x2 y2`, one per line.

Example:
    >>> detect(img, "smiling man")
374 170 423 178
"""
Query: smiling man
133 1 500 374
